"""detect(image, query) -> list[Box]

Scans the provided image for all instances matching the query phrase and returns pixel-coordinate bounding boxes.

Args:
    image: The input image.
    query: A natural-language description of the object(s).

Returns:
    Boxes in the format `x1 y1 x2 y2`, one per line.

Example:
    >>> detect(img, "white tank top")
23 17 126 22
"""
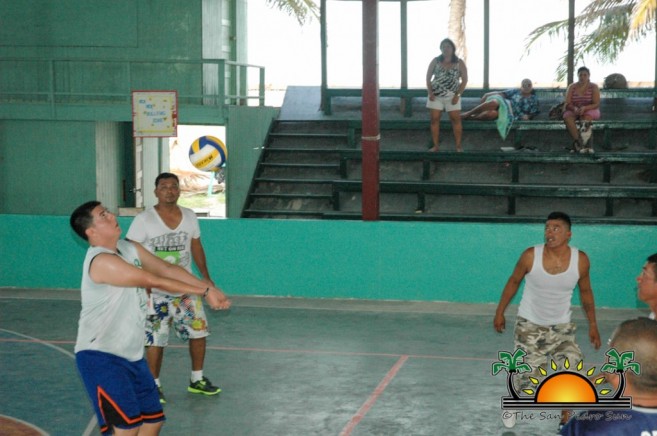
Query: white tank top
74 240 149 361
517 244 580 326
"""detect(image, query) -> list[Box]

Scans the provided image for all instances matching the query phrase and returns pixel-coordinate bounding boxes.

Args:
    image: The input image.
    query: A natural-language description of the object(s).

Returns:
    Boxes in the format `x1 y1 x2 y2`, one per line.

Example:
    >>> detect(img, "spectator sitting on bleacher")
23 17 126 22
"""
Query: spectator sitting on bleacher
563 66 601 151
461 79 539 121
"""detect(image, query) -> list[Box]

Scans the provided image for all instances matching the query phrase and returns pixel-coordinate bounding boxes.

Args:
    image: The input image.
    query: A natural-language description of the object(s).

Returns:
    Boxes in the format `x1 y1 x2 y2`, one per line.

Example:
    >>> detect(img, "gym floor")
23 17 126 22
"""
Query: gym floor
0 288 642 436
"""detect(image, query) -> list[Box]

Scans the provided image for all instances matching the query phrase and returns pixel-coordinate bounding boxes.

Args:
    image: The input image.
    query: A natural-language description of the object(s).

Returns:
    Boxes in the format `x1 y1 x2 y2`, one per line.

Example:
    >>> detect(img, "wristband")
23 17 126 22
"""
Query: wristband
203 287 210 298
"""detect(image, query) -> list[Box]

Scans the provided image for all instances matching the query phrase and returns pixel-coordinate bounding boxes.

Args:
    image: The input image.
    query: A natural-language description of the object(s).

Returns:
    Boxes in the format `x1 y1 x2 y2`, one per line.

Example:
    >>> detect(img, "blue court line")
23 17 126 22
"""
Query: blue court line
0 328 97 436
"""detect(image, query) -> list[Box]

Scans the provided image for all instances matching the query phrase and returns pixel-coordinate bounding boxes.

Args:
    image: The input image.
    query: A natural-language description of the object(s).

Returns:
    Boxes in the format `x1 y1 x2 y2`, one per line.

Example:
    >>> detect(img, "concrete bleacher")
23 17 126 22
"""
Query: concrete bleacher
242 86 657 224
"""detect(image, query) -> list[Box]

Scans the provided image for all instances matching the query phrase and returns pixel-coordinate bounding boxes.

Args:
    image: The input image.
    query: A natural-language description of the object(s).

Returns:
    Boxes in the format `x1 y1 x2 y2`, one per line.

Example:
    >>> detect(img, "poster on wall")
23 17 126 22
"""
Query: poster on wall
131 90 178 137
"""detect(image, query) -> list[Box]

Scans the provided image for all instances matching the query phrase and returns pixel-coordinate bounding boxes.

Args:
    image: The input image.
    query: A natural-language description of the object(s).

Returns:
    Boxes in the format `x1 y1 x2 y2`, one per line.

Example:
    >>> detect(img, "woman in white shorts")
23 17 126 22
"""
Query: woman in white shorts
425 38 468 152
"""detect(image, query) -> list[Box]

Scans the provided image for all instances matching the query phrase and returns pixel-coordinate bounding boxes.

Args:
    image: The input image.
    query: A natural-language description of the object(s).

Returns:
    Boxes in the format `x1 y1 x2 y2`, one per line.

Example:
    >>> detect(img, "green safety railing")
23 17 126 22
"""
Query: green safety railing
0 58 265 118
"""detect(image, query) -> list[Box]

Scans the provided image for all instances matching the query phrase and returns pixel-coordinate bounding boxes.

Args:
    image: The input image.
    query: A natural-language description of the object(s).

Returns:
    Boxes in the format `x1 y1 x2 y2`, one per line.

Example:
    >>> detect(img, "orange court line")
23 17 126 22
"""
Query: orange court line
339 355 409 436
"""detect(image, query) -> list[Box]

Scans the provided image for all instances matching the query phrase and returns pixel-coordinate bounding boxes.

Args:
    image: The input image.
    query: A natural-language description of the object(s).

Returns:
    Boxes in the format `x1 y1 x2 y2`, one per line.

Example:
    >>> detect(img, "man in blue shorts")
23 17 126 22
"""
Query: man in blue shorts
70 201 230 435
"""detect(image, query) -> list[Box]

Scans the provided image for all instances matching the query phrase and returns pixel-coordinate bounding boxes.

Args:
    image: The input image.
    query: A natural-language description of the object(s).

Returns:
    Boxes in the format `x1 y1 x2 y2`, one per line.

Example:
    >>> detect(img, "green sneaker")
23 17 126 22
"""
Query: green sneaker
188 376 221 396
157 386 167 404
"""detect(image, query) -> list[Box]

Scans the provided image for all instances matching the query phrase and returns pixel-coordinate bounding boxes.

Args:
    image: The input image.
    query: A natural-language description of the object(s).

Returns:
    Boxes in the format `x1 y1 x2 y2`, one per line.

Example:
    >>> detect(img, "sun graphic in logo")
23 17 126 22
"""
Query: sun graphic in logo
492 348 638 410
525 358 606 403
536 372 597 403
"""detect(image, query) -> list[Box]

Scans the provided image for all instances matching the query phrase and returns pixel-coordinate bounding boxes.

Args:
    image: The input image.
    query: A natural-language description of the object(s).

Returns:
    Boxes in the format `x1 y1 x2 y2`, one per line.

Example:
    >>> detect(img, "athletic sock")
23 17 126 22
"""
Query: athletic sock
154 378 161 387
191 370 204 383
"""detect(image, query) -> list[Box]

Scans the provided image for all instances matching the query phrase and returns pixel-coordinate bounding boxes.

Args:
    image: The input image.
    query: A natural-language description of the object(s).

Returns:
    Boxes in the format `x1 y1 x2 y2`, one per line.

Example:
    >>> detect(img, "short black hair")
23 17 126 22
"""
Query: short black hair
610 317 657 394
547 211 572 229
155 172 179 187
577 66 590 75
70 200 100 241
647 253 657 277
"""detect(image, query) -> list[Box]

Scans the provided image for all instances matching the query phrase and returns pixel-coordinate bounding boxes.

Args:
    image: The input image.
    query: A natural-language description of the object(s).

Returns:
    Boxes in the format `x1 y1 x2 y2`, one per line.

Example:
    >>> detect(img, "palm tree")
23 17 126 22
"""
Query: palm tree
524 0 656 81
448 0 468 62
492 348 533 399
266 0 319 25
600 348 641 399
270 0 470 53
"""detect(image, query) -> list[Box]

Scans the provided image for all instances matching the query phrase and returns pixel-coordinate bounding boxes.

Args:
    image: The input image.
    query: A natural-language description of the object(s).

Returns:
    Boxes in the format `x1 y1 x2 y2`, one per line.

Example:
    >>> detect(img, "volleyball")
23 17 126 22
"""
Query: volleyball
188 136 227 172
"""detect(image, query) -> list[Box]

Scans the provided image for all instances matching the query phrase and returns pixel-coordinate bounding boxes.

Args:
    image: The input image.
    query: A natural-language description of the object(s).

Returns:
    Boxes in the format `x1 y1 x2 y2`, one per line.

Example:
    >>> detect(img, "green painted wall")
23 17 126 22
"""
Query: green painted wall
0 0 263 216
1 214 654 310
0 0 207 106
0 121 96 214
0 0 203 59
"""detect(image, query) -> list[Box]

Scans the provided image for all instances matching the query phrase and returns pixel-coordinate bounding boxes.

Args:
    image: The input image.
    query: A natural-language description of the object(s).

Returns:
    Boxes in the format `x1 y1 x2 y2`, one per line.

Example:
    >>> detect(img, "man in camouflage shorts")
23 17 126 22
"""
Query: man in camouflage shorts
513 317 583 385
493 212 601 431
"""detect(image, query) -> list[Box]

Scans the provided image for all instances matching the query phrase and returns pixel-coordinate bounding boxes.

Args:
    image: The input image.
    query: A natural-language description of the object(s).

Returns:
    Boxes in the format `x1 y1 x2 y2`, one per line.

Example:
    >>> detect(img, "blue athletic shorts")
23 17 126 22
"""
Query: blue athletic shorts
76 350 165 435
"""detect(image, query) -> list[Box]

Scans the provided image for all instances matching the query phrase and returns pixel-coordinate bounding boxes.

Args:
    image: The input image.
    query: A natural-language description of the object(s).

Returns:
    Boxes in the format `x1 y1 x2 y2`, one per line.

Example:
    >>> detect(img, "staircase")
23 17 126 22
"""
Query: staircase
243 120 349 219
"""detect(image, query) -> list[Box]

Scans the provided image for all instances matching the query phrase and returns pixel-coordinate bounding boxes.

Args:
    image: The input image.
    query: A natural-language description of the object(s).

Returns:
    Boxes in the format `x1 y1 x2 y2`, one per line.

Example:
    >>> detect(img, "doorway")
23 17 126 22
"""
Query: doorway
169 125 227 218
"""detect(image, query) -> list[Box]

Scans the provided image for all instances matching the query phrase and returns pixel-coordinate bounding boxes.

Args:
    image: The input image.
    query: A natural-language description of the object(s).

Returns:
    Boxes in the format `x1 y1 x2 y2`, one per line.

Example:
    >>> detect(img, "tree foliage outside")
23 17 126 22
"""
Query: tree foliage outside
266 0 319 25
448 0 467 62
265 0 655 86
524 0 656 81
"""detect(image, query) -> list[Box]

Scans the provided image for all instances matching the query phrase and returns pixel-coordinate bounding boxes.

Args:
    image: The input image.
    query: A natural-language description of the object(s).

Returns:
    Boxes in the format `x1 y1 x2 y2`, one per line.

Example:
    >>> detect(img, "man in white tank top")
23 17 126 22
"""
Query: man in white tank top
70 201 230 435
637 253 657 319
493 212 601 431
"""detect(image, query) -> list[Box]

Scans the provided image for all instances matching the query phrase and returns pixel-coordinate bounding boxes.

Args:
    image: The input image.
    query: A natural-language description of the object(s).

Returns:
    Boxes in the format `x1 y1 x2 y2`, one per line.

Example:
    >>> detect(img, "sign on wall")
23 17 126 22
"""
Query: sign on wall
131 90 178 137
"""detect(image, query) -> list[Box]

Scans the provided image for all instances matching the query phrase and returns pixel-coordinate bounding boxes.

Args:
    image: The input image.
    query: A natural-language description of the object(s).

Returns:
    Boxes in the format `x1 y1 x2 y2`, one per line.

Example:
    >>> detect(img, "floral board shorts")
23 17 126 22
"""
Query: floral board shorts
512 316 583 391
145 293 210 346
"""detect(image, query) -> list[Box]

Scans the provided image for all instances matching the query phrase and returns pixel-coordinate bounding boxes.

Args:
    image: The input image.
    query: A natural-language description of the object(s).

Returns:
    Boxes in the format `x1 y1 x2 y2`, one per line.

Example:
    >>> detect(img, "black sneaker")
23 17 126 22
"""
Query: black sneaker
157 386 167 404
188 376 221 396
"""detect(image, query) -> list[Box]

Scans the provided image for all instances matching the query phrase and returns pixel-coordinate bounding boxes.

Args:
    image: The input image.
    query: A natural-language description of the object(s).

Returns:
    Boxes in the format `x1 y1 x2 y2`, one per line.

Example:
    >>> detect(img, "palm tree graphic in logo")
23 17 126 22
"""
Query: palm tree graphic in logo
492 348 532 400
600 349 641 400
492 347 637 410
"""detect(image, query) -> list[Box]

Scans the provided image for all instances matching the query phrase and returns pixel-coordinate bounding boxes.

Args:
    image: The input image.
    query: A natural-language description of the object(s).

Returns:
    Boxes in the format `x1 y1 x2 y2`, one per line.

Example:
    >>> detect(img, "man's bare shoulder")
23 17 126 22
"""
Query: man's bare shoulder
520 246 536 260
515 246 536 271
577 249 591 267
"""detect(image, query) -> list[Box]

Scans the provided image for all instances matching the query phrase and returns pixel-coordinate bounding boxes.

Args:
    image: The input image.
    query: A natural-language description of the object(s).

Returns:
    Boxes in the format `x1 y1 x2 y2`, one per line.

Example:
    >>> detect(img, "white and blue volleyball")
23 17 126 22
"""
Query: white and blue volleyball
188 136 227 172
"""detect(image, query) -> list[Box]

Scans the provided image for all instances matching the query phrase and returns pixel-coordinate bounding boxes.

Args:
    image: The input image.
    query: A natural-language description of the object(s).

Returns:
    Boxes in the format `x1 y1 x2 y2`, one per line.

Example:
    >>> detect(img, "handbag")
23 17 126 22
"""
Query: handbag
548 102 566 120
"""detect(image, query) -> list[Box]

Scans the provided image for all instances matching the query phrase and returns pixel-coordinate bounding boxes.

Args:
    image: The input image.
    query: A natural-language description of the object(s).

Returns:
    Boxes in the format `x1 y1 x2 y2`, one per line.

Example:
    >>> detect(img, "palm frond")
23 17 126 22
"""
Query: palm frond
515 363 533 374
630 0 656 37
522 0 656 80
523 19 570 58
600 363 619 373
605 348 623 364
552 51 585 82
627 362 641 375
492 362 508 376
578 1 635 27
620 351 636 366
266 0 319 25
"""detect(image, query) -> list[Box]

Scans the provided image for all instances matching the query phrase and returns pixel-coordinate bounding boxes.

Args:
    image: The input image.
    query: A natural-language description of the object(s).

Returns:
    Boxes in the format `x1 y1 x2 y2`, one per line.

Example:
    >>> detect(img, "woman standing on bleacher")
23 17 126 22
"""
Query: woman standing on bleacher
425 38 468 152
